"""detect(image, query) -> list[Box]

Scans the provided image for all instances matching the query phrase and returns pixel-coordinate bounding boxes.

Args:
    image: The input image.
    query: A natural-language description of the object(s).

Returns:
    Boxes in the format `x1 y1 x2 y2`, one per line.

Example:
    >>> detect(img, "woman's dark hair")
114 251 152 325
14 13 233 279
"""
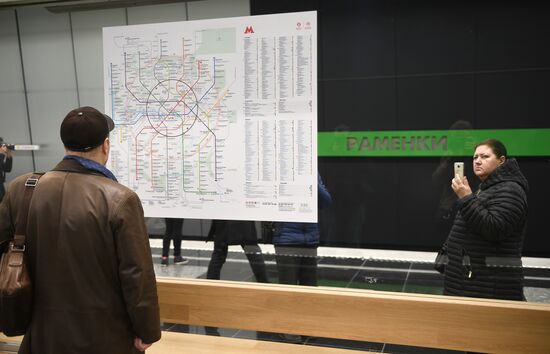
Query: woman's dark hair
475 138 507 158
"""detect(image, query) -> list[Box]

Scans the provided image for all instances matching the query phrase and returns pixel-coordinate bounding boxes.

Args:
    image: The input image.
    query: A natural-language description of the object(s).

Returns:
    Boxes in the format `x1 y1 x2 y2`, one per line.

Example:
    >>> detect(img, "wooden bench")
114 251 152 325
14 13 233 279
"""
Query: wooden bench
149 332 367 354
0 334 21 354
156 278 550 353
0 331 366 354
3 277 550 353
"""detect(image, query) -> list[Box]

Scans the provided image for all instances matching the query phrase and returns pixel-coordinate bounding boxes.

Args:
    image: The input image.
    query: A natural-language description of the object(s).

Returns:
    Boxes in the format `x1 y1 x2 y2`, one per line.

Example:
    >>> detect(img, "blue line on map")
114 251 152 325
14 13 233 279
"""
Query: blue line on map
187 57 216 114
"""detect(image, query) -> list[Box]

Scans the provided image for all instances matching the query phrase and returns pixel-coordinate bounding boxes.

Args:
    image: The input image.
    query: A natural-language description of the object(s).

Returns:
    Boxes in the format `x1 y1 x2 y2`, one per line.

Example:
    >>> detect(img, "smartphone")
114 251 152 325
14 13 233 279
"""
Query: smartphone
454 162 464 179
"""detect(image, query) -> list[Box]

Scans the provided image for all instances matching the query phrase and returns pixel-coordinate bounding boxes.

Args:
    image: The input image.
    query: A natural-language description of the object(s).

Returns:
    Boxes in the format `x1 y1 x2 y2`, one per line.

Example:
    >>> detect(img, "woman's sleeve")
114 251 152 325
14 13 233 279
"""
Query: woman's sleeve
458 183 527 242
318 175 333 209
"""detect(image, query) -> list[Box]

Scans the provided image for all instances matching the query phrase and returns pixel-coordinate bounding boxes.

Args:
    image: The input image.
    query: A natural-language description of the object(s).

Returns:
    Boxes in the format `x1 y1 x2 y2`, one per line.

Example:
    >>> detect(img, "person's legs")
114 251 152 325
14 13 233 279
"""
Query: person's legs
242 244 269 283
204 239 228 336
165 218 175 235
298 247 318 286
274 246 300 285
166 218 188 264
161 218 172 266
161 235 171 258
163 218 175 258
172 219 183 257
161 219 173 265
172 219 188 264
206 241 229 280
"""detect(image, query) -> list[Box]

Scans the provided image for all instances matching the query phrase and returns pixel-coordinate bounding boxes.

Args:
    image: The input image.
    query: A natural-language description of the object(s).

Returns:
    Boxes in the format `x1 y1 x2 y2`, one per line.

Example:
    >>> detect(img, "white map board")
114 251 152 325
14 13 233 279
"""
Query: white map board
103 11 317 222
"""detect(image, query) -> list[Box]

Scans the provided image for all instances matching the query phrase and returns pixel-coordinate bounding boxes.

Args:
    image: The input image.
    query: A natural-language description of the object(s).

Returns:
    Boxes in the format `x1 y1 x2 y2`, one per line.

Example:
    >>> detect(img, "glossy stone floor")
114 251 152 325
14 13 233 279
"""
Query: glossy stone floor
151 244 550 353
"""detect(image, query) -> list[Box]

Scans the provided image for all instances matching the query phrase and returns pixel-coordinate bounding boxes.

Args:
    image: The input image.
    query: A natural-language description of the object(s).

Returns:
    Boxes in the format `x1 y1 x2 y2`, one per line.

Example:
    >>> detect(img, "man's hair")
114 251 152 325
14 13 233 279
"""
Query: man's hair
475 138 508 158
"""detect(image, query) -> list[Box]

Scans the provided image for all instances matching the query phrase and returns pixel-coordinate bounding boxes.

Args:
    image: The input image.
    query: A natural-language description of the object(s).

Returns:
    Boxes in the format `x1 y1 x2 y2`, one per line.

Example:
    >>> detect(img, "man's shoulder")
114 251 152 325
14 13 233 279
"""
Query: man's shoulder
44 170 139 201
4 173 41 202
9 172 37 188
87 175 142 205
97 176 135 195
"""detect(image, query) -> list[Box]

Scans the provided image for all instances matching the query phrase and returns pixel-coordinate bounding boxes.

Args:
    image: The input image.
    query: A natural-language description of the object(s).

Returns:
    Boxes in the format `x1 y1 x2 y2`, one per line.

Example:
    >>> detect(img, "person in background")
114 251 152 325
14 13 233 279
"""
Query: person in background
0 106 161 353
204 219 268 337
431 120 476 241
206 220 268 283
161 218 189 266
443 138 528 300
0 137 13 202
273 174 332 286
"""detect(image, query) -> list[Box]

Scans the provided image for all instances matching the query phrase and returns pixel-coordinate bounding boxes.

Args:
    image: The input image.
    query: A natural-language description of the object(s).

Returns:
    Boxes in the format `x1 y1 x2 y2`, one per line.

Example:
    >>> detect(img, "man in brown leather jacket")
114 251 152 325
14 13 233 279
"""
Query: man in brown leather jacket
0 107 161 354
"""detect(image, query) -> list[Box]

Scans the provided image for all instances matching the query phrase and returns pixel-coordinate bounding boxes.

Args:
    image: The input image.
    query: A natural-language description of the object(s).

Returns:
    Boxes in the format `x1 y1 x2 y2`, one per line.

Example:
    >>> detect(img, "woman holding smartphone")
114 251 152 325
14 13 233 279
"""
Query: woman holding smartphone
443 139 529 300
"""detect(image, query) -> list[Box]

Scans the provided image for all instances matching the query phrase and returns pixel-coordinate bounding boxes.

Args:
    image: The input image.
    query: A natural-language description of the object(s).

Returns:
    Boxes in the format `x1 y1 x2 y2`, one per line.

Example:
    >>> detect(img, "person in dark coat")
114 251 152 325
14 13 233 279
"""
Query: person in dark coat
443 139 528 300
0 137 13 202
0 107 161 353
206 220 268 283
204 220 269 336
161 218 188 266
273 174 332 286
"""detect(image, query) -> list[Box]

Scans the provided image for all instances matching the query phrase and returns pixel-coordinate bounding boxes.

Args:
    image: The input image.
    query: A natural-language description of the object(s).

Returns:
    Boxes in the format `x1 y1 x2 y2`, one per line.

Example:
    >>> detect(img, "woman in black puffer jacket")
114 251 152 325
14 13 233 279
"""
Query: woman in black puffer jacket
443 139 528 300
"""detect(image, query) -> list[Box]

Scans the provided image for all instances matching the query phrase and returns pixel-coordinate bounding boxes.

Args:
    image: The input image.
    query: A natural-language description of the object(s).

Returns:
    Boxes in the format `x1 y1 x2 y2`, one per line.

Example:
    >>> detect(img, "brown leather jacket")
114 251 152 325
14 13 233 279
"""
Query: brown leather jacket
0 158 161 354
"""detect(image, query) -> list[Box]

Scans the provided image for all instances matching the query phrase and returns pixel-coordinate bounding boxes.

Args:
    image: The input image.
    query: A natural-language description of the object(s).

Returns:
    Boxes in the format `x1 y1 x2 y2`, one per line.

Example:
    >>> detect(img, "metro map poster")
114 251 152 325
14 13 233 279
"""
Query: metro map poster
103 11 317 222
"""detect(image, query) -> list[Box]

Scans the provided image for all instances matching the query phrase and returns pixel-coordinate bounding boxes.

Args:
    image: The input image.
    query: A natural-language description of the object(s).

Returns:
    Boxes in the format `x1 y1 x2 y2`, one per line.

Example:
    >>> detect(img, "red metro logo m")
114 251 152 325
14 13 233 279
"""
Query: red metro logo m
244 26 254 34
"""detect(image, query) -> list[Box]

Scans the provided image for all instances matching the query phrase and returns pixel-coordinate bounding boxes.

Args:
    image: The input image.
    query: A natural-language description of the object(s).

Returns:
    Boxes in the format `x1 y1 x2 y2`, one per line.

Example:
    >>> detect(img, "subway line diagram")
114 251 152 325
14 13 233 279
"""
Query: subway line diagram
105 26 241 217
104 13 317 221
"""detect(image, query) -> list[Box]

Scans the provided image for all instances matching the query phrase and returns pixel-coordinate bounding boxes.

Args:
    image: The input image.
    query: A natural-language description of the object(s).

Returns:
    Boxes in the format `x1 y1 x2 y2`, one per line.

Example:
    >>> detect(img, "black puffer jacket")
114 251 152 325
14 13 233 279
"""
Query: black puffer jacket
443 158 528 300
207 220 257 246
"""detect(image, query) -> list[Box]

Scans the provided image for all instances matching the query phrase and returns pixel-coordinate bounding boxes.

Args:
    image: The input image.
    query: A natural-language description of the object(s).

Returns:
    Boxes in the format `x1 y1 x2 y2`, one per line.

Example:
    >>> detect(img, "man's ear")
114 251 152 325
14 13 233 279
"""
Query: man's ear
499 156 506 165
101 137 110 165
102 137 110 155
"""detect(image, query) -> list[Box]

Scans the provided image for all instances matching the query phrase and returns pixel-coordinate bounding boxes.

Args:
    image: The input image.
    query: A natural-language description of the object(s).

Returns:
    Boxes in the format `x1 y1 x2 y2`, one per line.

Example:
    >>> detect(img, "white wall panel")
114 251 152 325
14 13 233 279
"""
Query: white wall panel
127 2 187 25
17 7 78 171
0 0 249 225
0 10 35 182
187 0 250 20
71 9 126 109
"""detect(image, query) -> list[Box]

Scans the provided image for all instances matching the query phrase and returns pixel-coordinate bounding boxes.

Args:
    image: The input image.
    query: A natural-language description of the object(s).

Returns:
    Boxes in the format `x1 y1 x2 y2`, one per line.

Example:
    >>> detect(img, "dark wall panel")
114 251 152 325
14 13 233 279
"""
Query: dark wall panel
476 71 550 129
321 79 396 131
517 159 550 254
320 1 395 79
321 158 399 248
394 0 475 75
251 0 550 255
395 159 443 249
475 2 550 70
396 75 475 130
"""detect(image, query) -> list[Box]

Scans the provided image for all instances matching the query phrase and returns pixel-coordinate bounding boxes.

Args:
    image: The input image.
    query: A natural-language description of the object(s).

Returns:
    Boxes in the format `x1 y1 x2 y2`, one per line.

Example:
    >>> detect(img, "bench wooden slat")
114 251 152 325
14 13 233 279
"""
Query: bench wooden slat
0 334 21 354
3 278 550 353
157 277 550 354
1 331 368 354
149 332 368 354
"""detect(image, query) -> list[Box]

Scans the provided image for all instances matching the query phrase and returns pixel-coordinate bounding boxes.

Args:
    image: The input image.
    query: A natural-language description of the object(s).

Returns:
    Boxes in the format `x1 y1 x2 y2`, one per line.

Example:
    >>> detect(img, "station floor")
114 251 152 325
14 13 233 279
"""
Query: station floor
150 240 550 353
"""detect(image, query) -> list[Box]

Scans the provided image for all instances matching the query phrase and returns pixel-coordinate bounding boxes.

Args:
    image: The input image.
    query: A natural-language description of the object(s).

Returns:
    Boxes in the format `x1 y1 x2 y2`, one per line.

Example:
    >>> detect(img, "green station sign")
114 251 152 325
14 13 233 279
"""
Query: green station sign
318 129 550 157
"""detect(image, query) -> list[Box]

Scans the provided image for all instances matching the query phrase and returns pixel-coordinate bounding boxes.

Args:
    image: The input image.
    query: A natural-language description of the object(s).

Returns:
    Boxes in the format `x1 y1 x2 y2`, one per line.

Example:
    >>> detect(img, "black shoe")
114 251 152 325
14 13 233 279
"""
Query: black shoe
161 256 169 266
277 333 302 344
205 326 220 336
174 256 189 265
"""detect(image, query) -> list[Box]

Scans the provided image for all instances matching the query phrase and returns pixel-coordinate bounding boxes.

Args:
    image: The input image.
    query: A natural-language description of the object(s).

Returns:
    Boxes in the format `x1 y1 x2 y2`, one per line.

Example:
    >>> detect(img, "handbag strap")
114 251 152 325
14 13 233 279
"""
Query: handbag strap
12 173 44 250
